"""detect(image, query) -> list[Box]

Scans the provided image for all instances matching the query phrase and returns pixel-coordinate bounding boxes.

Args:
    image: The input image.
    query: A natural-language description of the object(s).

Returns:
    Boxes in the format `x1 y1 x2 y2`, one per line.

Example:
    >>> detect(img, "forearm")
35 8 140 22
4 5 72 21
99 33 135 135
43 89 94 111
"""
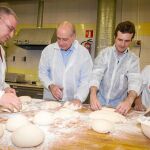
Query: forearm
126 90 138 105
90 86 99 99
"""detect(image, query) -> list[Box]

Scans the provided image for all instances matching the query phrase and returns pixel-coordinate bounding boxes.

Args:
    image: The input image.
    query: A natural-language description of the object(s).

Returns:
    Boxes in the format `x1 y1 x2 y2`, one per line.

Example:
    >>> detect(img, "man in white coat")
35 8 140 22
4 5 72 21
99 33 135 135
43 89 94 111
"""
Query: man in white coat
90 21 141 115
0 6 21 112
39 21 93 107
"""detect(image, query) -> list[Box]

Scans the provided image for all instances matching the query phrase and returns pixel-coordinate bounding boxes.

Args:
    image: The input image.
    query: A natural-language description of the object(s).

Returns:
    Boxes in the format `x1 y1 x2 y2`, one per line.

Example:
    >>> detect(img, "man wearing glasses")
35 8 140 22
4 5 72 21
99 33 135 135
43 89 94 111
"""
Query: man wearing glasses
0 6 21 112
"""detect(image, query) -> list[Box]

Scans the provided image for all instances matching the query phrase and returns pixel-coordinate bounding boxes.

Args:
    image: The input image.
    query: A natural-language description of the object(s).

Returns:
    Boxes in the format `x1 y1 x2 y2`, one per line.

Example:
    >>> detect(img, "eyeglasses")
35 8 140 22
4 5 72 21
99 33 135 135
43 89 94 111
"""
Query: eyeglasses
0 16 16 32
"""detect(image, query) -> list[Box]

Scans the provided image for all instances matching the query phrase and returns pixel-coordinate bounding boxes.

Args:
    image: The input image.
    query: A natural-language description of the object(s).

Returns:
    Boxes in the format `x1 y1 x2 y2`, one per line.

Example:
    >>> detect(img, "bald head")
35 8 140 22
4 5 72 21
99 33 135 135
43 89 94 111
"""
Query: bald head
56 21 76 50
57 21 76 36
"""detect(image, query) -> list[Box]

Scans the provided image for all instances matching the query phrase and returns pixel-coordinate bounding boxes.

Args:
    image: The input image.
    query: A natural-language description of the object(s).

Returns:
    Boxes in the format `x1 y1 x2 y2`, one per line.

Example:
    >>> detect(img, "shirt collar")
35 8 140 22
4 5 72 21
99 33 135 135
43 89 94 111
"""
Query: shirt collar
61 42 74 52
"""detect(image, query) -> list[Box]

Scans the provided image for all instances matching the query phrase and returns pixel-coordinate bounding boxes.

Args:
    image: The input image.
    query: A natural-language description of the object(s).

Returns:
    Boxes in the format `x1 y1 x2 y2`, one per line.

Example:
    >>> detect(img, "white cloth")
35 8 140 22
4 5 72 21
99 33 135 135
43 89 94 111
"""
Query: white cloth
0 45 9 90
90 45 141 107
39 40 93 102
141 65 150 108
0 90 4 99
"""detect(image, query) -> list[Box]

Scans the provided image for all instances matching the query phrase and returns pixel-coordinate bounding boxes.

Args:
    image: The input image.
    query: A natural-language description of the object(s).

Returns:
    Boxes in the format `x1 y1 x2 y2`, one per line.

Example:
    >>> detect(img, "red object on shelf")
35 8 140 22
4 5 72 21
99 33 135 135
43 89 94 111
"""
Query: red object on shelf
85 30 93 38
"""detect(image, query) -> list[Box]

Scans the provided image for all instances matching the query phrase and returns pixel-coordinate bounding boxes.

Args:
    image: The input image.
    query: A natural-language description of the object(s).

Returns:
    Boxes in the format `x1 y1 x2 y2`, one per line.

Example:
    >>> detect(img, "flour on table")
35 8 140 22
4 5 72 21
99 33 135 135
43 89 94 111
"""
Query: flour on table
33 111 54 125
89 107 126 123
11 123 45 148
91 119 114 133
63 101 82 110
54 108 80 119
41 101 61 109
0 124 4 138
6 114 30 132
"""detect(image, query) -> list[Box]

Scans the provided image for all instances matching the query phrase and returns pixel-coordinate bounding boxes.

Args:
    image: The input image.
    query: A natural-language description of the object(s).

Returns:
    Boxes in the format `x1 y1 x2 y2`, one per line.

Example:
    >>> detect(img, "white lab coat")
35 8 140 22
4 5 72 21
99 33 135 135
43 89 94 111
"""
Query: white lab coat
90 45 141 107
141 65 150 108
0 45 9 90
39 40 93 102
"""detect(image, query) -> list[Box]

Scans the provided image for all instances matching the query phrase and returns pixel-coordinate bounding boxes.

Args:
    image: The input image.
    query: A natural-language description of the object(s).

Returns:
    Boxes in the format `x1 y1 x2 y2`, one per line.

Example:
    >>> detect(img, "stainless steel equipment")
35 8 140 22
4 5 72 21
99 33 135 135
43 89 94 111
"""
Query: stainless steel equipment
5 73 25 83
14 28 56 50
14 0 56 50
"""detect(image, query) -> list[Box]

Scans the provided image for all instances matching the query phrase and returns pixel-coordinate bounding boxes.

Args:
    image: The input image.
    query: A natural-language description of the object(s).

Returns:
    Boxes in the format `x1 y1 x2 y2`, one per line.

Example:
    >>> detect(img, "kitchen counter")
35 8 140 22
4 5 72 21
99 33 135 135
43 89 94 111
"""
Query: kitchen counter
0 102 150 150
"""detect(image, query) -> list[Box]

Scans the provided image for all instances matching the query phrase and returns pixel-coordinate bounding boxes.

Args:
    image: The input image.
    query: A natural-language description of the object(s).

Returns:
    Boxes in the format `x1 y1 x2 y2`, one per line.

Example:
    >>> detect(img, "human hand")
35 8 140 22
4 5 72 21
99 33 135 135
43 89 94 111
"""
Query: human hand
69 99 82 107
0 93 22 112
116 99 132 115
49 84 63 100
90 93 102 110
134 97 146 111
4 87 16 94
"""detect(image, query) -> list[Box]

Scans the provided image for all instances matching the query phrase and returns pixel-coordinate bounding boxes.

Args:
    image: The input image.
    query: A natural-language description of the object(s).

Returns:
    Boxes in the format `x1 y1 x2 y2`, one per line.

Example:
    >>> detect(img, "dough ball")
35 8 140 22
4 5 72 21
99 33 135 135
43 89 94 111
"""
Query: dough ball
92 119 114 133
41 101 61 109
6 114 29 132
0 124 4 138
33 111 54 125
89 108 126 123
11 124 45 148
102 107 116 112
54 108 80 119
63 101 82 110
19 96 32 103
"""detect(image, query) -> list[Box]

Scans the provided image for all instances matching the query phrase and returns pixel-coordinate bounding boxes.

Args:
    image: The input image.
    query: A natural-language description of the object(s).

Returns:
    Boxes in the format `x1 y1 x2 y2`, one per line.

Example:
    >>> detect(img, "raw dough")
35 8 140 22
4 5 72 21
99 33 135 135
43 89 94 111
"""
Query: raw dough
89 108 126 123
11 124 45 148
33 111 54 125
63 101 82 110
0 124 4 138
41 101 61 109
19 96 32 103
6 114 29 132
91 119 114 133
102 107 116 112
54 108 80 119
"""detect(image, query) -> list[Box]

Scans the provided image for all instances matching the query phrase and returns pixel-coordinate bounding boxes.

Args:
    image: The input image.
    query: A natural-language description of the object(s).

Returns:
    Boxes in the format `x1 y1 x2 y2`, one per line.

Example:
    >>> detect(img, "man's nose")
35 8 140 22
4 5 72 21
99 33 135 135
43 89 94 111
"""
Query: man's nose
121 41 125 47
59 39 64 45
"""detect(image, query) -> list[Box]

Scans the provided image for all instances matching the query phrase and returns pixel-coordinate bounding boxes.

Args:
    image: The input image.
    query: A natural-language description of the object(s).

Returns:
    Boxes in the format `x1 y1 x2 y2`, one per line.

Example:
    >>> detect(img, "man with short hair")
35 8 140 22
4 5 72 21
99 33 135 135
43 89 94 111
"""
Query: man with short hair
90 21 141 115
39 21 93 107
0 6 21 112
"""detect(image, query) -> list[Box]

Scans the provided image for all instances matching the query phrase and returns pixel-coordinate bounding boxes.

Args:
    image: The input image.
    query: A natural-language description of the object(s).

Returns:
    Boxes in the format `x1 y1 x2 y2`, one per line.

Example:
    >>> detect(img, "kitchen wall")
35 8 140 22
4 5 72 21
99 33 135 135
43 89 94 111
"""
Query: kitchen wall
116 0 150 69
2 0 97 82
0 0 150 82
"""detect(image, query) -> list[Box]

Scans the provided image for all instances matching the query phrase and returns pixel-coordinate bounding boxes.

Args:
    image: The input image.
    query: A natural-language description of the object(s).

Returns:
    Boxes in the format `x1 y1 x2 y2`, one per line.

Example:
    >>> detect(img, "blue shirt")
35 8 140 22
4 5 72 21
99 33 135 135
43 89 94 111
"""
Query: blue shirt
61 45 74 66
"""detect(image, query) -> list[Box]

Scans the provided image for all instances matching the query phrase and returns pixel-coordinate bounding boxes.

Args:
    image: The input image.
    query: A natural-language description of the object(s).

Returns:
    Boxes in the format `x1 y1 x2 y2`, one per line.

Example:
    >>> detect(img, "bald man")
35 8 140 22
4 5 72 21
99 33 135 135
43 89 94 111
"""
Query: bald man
39 21 93 107
0 6 21 112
